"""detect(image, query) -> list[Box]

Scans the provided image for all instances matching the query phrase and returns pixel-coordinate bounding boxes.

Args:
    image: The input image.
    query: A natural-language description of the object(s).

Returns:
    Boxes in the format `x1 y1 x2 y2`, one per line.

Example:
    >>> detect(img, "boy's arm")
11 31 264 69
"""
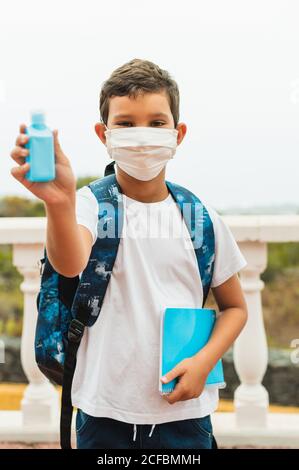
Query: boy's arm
201 206 248 365
194 273 248 370
45 200 93 278
161 273 248 404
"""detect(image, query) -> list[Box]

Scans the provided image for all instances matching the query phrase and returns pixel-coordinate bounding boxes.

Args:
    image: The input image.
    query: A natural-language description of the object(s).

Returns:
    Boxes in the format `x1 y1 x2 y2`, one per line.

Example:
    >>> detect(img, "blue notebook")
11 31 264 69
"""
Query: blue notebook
159 307 226 394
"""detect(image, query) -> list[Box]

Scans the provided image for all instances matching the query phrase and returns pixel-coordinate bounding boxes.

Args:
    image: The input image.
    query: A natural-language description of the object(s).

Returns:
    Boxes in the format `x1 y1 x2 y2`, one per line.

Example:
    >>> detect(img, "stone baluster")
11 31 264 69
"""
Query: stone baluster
12 243 59 427
233 241 269 427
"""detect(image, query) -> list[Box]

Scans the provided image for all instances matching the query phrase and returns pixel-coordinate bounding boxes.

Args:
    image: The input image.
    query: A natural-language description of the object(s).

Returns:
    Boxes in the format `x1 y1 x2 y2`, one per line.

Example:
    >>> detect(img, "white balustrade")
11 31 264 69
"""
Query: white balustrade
0 217 59 439
0 214 299 443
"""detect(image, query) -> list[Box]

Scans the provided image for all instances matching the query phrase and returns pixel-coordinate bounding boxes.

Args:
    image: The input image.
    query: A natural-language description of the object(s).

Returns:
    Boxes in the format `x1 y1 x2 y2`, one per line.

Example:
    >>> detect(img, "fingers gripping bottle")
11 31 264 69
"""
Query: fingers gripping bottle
25 111 55 182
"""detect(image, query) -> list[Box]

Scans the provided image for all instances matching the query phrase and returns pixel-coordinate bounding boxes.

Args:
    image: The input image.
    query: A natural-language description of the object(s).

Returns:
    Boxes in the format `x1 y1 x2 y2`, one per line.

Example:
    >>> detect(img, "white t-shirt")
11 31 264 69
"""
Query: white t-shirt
72 184 247 425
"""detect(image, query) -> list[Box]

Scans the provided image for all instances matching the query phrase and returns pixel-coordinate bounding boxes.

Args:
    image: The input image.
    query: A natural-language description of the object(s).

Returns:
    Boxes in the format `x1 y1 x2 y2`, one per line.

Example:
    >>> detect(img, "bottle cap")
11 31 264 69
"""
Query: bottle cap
31 110 45 126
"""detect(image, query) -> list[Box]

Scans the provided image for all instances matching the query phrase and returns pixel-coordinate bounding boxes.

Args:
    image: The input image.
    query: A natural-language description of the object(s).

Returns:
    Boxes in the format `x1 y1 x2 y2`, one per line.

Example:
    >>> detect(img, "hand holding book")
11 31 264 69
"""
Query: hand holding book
159 307 226 404
160 354 212 405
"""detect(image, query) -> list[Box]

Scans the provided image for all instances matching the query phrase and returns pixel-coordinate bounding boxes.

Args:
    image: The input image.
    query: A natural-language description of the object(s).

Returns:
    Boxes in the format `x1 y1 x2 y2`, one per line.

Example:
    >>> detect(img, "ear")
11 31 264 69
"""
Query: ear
176 123 187 146
95 122 107 145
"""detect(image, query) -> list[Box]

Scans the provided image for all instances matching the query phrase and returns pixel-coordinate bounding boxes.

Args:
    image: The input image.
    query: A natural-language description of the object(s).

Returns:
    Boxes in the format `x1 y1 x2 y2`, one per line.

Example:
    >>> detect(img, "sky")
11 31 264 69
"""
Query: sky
0 0 299 211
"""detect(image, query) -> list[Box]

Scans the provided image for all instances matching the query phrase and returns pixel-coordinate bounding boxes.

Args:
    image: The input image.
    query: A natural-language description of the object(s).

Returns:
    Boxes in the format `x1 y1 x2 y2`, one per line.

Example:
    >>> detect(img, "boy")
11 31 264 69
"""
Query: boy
10 58 248 450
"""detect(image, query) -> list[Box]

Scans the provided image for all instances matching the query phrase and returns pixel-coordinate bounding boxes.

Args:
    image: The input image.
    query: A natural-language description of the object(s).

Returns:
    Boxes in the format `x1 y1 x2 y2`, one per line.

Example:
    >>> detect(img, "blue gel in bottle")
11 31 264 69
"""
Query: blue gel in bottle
25 111 55 182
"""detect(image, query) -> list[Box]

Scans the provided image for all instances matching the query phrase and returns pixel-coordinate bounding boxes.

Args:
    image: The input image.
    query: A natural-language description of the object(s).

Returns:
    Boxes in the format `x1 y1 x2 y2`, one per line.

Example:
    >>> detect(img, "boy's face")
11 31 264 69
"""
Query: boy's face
95 90 187 147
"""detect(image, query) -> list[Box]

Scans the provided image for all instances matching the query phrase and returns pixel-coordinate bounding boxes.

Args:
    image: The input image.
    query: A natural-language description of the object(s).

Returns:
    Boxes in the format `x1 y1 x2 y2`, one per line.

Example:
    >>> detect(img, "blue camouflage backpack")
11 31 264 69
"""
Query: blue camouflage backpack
34 162 216 449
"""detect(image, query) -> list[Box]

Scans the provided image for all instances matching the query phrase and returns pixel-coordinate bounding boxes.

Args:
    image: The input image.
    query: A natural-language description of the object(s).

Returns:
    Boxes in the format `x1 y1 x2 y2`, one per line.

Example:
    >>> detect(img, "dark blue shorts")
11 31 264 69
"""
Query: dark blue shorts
76 409 216 449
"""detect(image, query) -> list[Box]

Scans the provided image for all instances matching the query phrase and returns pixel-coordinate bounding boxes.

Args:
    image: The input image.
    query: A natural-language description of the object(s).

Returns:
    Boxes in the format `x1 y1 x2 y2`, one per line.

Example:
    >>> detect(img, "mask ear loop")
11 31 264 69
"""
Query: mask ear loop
103 124 116 176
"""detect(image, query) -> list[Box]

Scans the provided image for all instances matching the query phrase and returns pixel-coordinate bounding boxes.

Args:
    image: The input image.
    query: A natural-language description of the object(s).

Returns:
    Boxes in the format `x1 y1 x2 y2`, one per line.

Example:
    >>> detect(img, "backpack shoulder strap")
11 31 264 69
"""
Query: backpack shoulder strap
61 174 123 449
70 173 123 327
165 180 215 306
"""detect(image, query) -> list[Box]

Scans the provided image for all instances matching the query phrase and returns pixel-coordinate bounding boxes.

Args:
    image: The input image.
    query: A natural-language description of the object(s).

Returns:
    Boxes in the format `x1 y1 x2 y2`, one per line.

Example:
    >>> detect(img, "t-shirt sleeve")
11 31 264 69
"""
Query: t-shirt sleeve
205 203 248 288
75 186 98 245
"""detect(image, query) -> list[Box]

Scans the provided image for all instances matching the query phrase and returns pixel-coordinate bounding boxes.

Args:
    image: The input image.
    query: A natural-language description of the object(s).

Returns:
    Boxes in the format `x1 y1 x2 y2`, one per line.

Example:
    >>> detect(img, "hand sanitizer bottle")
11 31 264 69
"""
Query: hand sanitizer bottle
25 111 55 182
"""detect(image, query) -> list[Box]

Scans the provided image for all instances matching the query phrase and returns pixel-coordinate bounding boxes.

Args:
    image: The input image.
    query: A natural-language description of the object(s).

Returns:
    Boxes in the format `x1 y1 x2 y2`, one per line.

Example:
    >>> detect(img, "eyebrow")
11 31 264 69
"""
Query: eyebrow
113 112 170 120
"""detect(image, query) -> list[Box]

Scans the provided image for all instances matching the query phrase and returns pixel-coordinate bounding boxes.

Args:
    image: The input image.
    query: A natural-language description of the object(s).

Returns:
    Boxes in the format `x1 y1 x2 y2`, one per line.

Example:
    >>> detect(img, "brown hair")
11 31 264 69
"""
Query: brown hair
99 58 180 127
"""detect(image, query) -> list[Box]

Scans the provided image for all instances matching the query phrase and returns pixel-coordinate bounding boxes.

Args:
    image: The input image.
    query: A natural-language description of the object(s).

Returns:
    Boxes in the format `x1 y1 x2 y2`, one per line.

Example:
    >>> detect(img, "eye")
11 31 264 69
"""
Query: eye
115 122 132 127
151 121 166 127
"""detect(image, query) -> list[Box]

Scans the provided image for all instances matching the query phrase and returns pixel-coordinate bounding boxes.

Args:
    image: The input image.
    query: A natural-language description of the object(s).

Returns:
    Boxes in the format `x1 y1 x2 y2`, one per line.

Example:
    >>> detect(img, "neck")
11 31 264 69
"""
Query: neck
115 166 169 203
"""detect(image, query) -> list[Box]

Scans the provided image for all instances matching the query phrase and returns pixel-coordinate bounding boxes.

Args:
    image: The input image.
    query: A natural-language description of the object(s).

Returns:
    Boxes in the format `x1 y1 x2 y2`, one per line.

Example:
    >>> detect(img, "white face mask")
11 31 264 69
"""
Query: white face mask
104 126 179 181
